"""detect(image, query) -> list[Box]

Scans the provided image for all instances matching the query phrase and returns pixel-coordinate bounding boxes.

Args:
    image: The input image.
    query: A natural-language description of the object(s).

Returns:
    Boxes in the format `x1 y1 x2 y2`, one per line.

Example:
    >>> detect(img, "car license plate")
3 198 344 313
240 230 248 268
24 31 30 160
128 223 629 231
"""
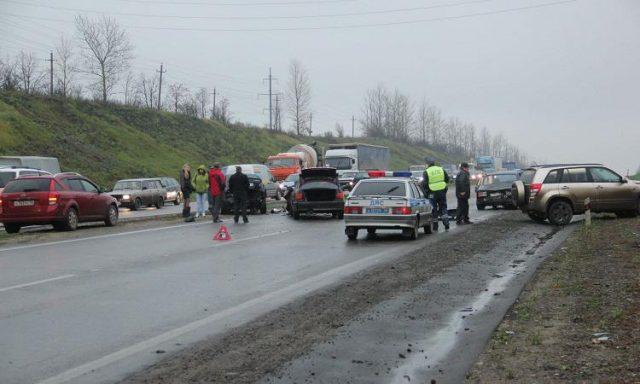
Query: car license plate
14 200 35 207
366 208 387 214
491 193 501 197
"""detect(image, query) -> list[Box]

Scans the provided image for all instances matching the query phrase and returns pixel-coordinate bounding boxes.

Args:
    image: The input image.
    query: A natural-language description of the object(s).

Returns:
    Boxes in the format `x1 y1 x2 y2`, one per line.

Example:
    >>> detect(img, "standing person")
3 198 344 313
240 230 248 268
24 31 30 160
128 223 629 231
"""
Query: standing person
179 163 193 218
209 162 226 223
456 162 472 225
191 165 209 218
423 159 450 231
227 166 250 224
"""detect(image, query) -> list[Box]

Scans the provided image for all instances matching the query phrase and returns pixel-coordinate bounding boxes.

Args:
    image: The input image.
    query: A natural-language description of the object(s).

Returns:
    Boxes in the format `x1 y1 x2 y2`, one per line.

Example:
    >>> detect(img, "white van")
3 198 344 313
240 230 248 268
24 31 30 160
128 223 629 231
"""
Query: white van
0 156 61 174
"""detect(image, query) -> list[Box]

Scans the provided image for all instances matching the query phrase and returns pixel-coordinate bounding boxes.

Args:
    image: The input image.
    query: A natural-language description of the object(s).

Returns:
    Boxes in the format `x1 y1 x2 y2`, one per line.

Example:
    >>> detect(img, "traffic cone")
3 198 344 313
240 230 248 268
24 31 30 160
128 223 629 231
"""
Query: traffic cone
213 225 231 241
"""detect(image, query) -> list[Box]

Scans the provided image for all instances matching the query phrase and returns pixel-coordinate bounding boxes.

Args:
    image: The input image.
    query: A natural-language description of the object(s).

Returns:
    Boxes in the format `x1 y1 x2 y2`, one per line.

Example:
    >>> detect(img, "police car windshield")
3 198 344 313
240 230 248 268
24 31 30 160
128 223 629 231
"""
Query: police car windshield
352 181 406 197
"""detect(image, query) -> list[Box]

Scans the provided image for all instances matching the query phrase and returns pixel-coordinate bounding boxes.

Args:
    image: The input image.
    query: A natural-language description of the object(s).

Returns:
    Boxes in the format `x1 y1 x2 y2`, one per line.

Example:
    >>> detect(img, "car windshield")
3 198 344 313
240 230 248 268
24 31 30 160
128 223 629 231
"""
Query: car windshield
267 158 296 168
113 181 142 190
519 169 536 184
411 171 423 178
3 178 51 193
0 171 17 188
482 174 517 185
352 181 406 197
325 157 352 170
285 173 299 182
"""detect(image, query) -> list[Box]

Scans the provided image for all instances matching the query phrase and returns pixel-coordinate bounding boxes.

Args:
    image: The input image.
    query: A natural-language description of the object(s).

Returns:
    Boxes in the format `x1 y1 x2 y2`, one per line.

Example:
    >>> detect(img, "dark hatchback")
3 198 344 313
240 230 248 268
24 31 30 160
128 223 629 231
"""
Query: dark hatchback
476 171 520 210
288 167 345 220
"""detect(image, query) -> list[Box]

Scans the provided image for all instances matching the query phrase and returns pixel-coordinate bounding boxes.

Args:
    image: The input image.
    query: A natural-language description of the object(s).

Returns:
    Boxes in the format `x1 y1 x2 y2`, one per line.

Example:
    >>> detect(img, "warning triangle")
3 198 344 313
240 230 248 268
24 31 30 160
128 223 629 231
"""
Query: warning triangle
213 225 231 241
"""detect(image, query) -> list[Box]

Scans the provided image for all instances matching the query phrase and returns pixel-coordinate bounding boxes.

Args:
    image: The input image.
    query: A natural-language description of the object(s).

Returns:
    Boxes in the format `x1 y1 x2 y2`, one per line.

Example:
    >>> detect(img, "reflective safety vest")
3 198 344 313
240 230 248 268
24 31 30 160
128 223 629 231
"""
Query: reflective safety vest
426 166 447 192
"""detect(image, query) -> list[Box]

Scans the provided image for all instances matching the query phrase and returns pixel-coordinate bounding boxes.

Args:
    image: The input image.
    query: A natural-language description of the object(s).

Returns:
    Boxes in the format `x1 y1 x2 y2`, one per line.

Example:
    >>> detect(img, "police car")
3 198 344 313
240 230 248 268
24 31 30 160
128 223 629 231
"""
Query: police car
343 175 433 240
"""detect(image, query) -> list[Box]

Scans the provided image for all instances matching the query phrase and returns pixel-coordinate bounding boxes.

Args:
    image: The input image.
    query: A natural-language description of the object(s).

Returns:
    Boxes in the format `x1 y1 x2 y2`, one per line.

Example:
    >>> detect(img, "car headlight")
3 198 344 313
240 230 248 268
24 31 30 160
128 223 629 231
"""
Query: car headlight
123 194 130 200
349 181 354 186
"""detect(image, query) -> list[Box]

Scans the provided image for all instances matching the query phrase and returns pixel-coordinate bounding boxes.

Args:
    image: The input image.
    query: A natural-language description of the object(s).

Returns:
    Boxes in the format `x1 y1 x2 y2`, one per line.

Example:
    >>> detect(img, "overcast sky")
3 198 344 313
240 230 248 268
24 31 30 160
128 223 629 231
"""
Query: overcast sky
1 0 638 174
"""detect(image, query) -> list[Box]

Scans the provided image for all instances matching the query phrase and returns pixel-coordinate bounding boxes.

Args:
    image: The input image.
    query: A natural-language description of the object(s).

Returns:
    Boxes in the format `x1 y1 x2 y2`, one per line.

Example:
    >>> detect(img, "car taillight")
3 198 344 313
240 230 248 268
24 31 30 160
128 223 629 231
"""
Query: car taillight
344 206 362 214
477 191 487 197
392 206 412 215
529 183 542 198
336 191 344 200
295 192 304 201
48 193 59 205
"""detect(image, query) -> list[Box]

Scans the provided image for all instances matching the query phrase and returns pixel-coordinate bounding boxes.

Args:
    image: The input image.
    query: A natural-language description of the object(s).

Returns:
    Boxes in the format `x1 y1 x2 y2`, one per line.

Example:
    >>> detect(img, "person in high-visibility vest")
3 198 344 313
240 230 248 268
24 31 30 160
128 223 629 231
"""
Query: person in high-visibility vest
422 159 450 231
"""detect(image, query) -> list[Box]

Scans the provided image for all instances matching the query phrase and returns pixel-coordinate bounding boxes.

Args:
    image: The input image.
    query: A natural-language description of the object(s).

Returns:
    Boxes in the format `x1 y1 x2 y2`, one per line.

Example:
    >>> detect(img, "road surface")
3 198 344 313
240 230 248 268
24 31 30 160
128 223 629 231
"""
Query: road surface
0 193 563 384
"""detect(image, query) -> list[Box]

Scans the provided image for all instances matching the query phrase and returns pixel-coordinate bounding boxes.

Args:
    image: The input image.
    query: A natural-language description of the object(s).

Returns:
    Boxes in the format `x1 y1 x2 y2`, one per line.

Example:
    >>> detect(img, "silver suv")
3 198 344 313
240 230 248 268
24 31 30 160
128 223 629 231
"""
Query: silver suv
512 164 640 225
0 167 52 194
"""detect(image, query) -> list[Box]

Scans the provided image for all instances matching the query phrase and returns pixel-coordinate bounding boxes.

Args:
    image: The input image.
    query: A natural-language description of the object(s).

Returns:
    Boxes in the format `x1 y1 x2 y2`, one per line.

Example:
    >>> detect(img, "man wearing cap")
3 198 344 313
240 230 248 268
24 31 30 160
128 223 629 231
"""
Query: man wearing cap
208 163 226 223
423 159 450 231
456 162 472 225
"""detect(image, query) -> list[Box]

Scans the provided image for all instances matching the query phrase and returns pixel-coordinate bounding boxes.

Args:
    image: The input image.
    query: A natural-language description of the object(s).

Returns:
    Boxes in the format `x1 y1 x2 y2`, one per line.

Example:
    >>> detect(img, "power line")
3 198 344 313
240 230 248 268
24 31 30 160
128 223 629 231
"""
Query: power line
3 1 579 32
108 0 356 6
3 0 497 21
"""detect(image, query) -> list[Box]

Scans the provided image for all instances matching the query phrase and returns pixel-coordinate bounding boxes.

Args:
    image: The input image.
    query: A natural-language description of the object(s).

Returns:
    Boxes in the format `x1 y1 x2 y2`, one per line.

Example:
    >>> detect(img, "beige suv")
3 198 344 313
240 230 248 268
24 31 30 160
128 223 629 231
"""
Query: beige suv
512 164 640 225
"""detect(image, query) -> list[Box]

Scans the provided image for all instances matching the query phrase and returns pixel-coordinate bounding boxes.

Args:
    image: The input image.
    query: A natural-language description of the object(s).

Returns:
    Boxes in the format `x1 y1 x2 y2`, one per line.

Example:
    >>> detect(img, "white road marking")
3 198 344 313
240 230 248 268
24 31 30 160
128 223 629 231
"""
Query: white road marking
0 274 76 293
0 222 214 254
35 246 408 384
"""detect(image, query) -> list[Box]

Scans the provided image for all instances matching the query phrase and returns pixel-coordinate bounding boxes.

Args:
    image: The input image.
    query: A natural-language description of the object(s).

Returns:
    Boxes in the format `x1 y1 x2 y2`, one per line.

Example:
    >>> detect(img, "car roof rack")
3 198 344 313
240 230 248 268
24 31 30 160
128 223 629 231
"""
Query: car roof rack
530 163 602 168
54 172 82 177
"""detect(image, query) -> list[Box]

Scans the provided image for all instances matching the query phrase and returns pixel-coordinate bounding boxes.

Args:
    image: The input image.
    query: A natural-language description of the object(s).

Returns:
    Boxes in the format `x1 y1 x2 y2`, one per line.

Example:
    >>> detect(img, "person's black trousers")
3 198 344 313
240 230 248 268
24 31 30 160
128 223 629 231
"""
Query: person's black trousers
456 197 470 223
233 194 248 222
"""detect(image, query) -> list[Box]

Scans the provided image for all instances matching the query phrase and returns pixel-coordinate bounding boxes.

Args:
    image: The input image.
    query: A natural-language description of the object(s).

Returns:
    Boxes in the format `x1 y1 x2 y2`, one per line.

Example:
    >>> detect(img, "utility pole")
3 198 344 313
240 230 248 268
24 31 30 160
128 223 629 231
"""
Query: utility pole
259 68 277 130
156 63 166 111
45 51 54 96
209 87 217 118
351 115 355 137
274 94 280 131
309 112 313 136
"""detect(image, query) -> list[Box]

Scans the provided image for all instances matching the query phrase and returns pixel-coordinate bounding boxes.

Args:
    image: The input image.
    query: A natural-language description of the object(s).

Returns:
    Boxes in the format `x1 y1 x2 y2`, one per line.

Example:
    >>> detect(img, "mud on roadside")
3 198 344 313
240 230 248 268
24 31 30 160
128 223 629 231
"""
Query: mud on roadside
467 217 640 383
121 212 536 384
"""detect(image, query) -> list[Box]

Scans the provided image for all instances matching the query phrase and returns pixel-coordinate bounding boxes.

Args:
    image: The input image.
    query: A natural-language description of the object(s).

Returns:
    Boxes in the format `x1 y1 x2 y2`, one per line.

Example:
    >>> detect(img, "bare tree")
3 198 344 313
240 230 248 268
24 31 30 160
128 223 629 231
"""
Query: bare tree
384 89 413 141
335 122 345 138
17 51 44 94
75 15 133 103
0 55 19 91
122 71 136 105
218 97 231 124
136 72 160 108
479 126 492 155
361 84 388 138
286 60 312 135
194 87 208 119
166 82 187 113
273 97 282 131
54 35 76 98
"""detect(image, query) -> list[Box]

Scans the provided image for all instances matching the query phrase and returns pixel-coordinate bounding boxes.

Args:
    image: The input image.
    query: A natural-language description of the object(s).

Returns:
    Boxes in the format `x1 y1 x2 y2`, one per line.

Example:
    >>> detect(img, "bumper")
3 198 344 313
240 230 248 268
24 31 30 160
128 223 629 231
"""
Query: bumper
293 200 344 213
477 195 513 206
1 214 63 225
344 214 419 229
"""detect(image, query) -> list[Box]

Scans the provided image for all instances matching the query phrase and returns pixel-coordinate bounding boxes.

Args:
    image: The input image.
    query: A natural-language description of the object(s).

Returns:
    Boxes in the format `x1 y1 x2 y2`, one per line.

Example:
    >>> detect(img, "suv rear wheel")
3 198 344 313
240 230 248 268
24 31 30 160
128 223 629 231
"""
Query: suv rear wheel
346 227 358 240
174 192 182 205
4 224 21 234
547 200 573 226
62 207 79 231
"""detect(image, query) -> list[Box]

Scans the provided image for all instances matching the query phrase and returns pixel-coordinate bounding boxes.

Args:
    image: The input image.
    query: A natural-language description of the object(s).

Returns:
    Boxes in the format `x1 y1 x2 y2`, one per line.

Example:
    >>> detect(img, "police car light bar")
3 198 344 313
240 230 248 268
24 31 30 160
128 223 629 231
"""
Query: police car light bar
392 171 412 177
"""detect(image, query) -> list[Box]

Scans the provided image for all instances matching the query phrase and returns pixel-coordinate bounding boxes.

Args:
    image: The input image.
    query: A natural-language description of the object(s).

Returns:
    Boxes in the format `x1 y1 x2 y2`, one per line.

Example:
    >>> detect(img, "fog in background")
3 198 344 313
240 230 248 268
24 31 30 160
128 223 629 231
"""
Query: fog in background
1 0 638 174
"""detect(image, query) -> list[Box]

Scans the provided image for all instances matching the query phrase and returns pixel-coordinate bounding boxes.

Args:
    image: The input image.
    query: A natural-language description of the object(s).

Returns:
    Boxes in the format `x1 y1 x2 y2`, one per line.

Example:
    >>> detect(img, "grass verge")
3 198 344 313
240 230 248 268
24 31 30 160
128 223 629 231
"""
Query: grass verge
467 217 640 383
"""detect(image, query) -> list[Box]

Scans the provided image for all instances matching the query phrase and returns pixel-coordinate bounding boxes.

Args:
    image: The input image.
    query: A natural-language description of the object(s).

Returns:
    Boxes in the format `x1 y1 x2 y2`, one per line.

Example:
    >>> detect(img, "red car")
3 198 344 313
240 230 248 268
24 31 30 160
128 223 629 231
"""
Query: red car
0 173 119 234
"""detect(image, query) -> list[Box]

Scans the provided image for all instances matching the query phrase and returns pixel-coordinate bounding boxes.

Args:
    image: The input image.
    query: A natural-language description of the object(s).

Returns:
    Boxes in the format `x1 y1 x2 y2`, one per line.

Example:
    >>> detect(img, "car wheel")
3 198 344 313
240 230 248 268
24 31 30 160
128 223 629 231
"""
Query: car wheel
423 219 433 234
527 212 546 223
105 204 119 227
403 224 418 240
155 197 164 209
174 193 182 205
4 224 20 234
477 204 485 210
132 198 142 211
62 207 79 231
367 228 376 235
547 200 573 226
346 227 358 240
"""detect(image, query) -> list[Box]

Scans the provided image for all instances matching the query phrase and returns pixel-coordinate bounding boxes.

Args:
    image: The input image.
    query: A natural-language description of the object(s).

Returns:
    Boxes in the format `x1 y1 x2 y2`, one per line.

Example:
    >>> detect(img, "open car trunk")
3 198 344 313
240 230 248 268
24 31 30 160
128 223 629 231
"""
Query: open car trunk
300 181 338 201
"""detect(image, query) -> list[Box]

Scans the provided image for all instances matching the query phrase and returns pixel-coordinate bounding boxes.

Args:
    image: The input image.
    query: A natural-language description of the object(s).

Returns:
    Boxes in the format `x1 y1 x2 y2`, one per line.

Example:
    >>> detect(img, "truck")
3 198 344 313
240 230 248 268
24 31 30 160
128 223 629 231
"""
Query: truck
266 144 318 181
503 161 517 171
324 143 390 176
0 156 61 174
475 156 503 173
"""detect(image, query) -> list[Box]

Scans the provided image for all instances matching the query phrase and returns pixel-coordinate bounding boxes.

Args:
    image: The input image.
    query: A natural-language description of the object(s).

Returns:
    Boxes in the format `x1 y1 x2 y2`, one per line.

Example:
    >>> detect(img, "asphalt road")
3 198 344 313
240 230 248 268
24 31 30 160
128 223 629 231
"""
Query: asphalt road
0 191 495 384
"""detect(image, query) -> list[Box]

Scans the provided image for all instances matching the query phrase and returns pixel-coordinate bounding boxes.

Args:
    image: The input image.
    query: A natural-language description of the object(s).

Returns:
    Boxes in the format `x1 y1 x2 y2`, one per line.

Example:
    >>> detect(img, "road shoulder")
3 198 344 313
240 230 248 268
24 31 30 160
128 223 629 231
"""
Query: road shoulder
467 217 640 383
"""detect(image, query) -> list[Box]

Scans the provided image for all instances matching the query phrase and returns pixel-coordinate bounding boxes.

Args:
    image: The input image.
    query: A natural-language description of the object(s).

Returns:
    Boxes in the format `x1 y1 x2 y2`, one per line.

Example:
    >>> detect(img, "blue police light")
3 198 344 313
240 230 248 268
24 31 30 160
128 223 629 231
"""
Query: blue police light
392 171 412 177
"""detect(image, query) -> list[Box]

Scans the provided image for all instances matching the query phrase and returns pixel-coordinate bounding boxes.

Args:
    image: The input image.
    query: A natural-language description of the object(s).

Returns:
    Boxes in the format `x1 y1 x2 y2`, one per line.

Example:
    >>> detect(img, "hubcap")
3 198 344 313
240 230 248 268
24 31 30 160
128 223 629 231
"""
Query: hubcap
110 207 118 222
69 211 78 227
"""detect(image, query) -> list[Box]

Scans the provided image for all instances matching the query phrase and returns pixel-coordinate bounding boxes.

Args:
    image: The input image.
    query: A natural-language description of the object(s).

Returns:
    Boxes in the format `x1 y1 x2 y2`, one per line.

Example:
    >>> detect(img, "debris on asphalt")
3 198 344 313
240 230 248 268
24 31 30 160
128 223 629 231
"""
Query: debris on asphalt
270 208 283 214
591 332 612 344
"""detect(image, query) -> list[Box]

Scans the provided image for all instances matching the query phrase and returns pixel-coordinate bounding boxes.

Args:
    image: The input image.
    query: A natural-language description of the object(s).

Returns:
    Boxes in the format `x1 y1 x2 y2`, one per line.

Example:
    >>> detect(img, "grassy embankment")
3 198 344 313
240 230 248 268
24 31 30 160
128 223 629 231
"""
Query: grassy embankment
467 217 640 383
0 91 457 187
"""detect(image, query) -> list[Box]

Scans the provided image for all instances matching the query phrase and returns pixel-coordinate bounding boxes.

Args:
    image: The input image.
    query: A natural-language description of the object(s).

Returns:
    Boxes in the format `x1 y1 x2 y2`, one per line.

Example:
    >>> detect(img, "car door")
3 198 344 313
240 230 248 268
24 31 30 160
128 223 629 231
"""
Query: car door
589 167 635 211
141 180 153 205
558 167 596 213
408 182 422 226
79 179 103 217
154 180 165 203
62 178 92 218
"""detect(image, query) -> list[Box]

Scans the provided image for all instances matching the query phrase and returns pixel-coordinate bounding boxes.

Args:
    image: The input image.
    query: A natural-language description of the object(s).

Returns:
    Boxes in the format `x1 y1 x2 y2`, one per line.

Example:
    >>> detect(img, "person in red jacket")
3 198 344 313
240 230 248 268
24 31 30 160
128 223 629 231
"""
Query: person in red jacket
208 163 226 223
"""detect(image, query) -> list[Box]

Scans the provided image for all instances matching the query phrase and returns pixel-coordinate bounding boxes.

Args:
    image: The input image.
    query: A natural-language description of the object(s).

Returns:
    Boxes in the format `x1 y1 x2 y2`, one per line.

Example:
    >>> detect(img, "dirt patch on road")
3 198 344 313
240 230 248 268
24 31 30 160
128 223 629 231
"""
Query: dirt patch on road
121 213 541 384
467 217 640 383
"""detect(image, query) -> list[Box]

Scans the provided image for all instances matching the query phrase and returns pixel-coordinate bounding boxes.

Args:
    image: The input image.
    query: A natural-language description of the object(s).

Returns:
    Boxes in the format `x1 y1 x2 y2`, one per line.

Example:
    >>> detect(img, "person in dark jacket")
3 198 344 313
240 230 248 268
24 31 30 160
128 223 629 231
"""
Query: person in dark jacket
227 166 250 224
455 162 472 224
179 163 193 218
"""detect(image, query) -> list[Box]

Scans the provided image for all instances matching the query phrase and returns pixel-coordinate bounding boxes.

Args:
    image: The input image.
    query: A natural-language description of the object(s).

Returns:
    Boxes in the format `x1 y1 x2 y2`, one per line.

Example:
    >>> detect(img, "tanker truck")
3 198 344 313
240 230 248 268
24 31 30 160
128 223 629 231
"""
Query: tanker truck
266 144 318 181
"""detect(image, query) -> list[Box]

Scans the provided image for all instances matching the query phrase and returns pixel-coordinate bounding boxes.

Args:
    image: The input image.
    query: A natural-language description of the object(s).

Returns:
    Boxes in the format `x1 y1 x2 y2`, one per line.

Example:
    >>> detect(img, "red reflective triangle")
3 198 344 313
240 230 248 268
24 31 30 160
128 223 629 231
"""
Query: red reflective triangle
213 225 231 241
